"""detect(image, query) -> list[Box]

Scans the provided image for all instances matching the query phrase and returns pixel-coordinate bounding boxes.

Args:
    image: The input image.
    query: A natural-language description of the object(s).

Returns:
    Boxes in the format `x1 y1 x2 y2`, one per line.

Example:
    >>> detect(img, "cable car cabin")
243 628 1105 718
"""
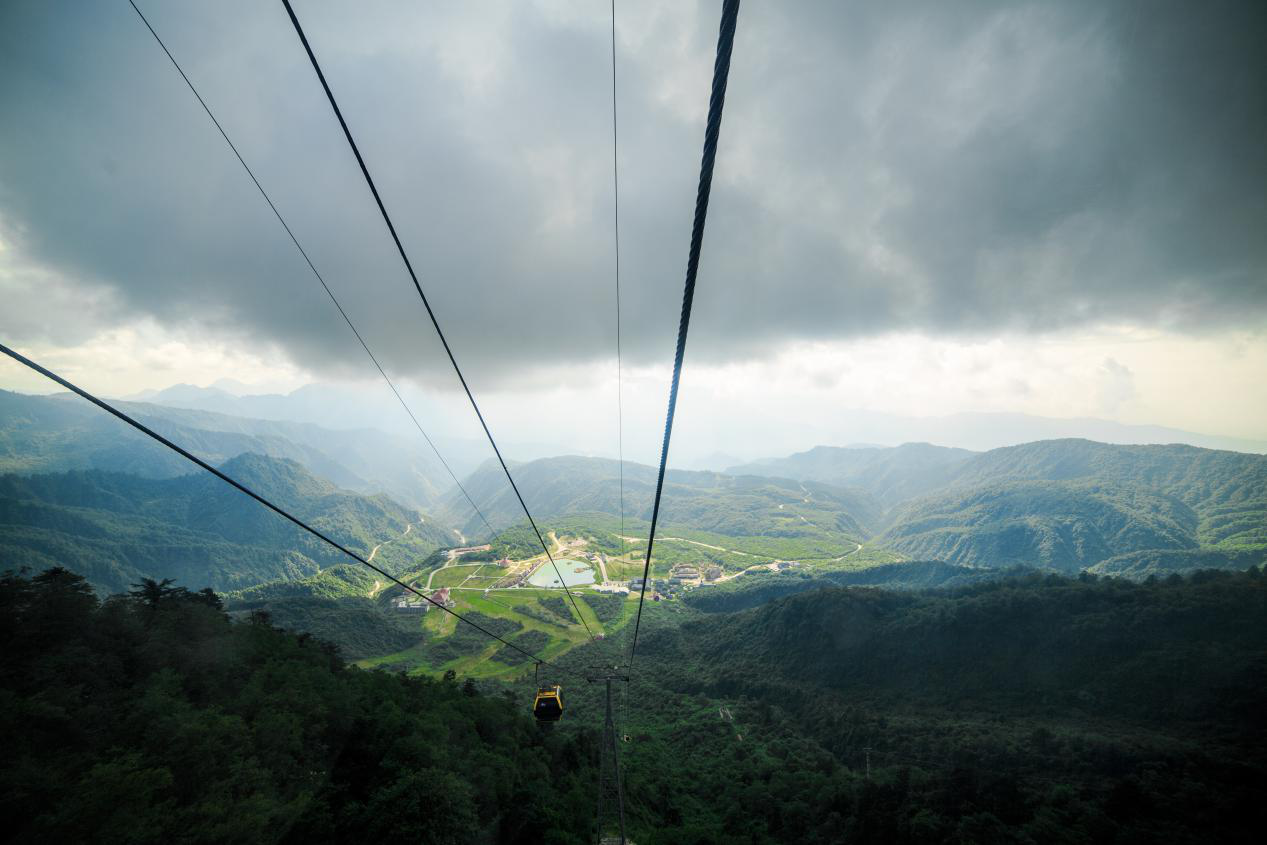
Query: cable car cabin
533 685 563 722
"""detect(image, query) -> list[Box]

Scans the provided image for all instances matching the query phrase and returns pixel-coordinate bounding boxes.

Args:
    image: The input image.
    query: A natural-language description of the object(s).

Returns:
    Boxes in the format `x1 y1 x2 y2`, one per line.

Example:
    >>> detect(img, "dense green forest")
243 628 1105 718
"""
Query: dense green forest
4 567 1265 843
0 568 598 844
602 568 1267 842
880 479 1201 571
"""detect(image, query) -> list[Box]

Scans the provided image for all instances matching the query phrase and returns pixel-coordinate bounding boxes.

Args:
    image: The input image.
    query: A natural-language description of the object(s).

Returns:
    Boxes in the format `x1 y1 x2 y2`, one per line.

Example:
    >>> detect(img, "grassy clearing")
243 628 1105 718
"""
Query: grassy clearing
426 565 486 588
361 515 877 679
358 582 640 680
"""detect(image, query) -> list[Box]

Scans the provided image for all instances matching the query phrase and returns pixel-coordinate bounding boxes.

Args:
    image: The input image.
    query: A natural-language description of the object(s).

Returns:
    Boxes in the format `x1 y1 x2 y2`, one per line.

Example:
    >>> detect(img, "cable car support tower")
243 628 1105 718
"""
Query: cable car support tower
589 673 629 845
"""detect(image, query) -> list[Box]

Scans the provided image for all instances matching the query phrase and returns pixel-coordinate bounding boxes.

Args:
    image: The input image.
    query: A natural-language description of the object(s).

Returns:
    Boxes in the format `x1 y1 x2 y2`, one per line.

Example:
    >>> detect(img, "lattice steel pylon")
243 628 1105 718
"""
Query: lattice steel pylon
592 675 628 844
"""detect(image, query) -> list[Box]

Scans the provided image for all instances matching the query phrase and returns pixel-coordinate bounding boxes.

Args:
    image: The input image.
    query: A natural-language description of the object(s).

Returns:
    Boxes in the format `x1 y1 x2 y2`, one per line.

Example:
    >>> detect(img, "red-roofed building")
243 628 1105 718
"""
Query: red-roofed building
428 587 456 611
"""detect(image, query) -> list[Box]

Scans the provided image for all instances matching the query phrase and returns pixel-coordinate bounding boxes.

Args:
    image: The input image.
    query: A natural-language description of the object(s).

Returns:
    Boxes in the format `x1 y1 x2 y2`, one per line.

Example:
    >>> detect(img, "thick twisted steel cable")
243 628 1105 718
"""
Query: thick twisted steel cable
627 0 741 671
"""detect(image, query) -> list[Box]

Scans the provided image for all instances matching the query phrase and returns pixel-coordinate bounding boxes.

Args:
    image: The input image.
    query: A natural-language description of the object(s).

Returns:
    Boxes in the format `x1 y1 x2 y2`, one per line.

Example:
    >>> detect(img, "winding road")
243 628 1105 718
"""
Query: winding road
367 520 413 563
366 519 421 597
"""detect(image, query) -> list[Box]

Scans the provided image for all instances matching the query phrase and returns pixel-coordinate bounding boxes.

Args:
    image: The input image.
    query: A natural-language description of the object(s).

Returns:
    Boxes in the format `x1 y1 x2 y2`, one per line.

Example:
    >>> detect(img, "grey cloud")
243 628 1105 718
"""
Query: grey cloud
1097 356 1136 413
0 0 1263 389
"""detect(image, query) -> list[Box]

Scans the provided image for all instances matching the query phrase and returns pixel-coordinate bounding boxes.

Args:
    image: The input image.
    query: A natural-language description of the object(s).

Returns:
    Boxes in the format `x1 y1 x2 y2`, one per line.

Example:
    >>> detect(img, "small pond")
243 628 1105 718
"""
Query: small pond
527 559 596 588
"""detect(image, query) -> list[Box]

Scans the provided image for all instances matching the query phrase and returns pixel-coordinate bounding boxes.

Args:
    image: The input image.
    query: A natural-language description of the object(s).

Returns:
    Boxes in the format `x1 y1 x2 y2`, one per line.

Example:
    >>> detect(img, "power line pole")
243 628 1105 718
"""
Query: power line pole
591 674 629 844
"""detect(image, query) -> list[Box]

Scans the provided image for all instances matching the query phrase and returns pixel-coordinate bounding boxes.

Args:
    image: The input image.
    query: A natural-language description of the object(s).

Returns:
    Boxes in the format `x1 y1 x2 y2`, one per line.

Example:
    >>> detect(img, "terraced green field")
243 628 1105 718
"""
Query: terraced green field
358 585 635 680
352 516 895 679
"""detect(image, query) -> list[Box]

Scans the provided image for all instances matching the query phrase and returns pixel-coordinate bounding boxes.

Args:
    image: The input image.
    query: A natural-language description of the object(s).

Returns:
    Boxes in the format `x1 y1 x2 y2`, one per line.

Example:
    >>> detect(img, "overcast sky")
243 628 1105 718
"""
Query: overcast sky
1 0 1265 466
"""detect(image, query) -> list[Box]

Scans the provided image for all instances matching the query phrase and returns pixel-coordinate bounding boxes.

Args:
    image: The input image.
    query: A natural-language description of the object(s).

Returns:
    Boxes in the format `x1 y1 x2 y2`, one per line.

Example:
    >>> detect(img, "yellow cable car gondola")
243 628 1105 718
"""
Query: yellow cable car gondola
533 684 563 722
532 663 563 722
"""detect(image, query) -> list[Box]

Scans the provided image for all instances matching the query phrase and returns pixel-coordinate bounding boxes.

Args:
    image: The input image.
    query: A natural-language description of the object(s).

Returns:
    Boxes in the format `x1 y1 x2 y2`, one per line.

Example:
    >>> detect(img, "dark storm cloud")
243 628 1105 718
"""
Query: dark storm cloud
1 0 1263 386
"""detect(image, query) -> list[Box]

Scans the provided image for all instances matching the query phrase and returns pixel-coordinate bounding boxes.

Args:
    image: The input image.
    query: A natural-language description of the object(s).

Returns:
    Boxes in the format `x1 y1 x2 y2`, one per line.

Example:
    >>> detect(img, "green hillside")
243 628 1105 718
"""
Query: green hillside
333 436 1267 581
0 454 453 595
608 569 1267 841
650 571 1267 720
1088 547 1267 579
728 442 977 508
680 560 1008 613
946 439 1267 548
881 480 1201 571
447 455 880 545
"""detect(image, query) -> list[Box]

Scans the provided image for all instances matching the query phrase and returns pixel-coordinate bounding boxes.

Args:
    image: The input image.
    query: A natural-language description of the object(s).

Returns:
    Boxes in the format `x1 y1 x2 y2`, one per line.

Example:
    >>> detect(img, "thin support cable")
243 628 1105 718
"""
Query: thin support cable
127 0 496 541
611 0 627 579
279 0 594 642
627 0 740 671
0 343 577 676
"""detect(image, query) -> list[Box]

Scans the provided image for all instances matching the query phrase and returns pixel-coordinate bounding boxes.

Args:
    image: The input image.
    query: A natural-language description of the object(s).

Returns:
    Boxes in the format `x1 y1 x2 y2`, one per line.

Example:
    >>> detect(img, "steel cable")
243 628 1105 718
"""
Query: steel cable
127 0 497 542
279 0 594 641
627 0 741 671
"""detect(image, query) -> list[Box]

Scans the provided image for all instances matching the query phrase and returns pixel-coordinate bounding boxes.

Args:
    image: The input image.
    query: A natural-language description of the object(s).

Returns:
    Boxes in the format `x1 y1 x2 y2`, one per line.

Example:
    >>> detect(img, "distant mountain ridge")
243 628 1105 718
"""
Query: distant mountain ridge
124 382 1267 463
724 408 1267 457
129 383 576 473
727 442 976 507
881 479 1201 572
0 389 453 510
0 453 453 595
490 440 1265 577
128 382 415 432
444 454 880 546
5 384 1264 583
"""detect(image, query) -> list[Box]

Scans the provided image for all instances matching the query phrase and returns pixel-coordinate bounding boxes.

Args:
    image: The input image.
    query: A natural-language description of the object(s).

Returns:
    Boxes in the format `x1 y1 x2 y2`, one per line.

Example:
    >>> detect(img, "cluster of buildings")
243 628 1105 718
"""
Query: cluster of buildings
627 563 728 599
391 586 457 612
386 542 803 611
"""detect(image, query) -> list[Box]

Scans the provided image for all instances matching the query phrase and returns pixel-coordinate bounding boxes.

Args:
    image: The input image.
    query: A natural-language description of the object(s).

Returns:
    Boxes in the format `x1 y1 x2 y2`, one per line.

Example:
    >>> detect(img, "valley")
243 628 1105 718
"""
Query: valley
3 388 1265 680
2 388 1266 842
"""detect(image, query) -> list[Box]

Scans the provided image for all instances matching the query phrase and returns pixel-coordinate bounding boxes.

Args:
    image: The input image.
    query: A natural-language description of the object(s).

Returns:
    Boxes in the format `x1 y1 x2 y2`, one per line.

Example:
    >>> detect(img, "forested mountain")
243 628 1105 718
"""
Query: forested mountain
448 441 1267 578
11 382 1263 581
727 442 977 507
446 454 882 542
655 570 1267 722
221 558 452 662
0 569 597 844
7 567 1264 843
1088 547 1267 579
725 439 1266 575
620 569 1267 841
945 439 1267 547
880 480 1201 571
681 560 1006 612
0 390 454 510
0 454 453 595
